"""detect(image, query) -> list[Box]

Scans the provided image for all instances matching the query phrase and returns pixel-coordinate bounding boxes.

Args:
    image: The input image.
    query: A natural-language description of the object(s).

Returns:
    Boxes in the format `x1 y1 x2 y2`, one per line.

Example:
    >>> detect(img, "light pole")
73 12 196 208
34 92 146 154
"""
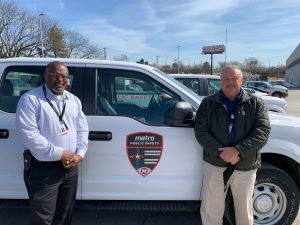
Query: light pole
39 13 45 58
103 47 107 60
177 46 181 73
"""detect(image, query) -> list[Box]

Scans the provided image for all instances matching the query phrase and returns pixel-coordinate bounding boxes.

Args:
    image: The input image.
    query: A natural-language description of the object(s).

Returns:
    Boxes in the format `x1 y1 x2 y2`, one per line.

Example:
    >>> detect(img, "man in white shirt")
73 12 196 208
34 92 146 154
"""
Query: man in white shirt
16 61 89 225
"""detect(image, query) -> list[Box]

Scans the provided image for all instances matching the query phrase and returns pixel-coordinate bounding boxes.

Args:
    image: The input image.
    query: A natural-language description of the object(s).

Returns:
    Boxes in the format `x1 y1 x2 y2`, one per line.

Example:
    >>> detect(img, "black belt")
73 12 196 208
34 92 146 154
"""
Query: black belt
32 157 60 164
27 150 60 164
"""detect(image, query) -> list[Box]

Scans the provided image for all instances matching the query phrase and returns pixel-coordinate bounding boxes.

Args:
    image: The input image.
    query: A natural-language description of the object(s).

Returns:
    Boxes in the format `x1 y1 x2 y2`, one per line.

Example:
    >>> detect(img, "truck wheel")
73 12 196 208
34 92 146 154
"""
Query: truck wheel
253 165 300 224
227 164 300 225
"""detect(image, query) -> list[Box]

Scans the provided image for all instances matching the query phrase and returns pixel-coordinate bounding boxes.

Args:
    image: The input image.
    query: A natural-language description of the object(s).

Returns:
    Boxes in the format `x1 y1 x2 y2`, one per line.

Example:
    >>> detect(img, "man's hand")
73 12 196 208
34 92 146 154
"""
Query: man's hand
60 151 82 169
219 147 240 165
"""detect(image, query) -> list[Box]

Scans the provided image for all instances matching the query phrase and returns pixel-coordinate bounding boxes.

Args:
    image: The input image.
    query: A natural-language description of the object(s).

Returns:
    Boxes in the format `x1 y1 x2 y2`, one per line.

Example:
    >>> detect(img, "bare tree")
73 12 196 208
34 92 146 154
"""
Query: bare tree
244 57 264 74
0 1 40 58
113 54 128 61
64 30 85 58
63 30 102 59
80 43 103 59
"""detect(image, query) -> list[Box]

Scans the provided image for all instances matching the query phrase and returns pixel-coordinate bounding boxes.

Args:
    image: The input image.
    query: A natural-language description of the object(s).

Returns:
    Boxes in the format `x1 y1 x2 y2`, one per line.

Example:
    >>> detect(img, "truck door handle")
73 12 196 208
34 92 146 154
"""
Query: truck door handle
89 131 112 141
0 129 9 139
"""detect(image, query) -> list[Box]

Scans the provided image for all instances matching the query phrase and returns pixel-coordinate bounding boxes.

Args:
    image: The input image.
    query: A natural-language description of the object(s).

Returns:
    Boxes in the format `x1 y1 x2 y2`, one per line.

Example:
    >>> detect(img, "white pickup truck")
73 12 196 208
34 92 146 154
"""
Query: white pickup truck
171 74 288 113
0 58 299 225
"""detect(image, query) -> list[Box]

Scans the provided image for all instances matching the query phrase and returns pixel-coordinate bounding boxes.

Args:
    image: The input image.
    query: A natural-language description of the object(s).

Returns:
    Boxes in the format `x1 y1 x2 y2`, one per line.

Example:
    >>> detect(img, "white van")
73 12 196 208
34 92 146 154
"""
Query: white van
0 58 299 225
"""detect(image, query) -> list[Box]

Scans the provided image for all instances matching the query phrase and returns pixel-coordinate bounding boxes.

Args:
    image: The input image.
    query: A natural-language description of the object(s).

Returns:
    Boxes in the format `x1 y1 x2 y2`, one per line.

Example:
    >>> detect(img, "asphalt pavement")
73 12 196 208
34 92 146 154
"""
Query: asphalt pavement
0 207 205 225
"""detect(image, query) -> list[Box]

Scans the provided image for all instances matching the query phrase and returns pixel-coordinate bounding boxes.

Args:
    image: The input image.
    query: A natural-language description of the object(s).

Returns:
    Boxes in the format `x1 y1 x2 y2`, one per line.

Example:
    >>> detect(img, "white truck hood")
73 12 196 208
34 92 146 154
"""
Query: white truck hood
269 112 300 126
261 95 287 104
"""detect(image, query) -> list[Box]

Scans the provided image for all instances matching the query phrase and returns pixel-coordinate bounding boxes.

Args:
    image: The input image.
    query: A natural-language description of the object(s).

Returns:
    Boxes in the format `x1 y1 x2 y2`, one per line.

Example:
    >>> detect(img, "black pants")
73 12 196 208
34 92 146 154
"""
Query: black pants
24 161 78 225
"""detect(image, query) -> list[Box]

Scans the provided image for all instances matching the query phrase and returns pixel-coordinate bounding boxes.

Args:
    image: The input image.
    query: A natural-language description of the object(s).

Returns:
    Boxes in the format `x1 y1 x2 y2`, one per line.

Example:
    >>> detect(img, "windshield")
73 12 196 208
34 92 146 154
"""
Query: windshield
153 69 202 101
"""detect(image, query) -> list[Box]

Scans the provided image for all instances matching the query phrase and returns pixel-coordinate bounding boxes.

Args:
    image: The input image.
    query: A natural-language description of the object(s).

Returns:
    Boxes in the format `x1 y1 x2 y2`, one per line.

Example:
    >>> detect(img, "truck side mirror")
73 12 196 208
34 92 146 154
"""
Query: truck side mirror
164 101 194 127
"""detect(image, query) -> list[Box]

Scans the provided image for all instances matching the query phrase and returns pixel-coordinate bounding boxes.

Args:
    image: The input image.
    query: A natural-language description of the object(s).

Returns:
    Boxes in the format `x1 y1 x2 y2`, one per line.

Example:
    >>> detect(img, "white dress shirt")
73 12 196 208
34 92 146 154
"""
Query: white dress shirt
15 85 89 161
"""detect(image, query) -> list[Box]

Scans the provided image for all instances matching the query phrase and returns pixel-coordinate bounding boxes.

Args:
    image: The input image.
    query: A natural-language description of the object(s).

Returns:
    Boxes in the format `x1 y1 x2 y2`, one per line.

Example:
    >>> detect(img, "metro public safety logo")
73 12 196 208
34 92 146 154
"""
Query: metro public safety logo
126 132 163 177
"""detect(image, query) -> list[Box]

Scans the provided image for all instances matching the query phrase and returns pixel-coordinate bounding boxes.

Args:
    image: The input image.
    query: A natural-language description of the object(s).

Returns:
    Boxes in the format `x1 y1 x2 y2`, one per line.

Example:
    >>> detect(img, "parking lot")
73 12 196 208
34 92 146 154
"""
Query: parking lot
286 88 300 116
285 88 300 225
0 89 299 225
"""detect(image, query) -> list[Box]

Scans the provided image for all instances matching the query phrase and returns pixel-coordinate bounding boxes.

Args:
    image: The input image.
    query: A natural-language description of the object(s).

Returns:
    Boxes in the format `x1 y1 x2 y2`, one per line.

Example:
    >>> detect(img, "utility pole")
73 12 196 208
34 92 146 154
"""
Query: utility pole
39 13 45 58
156 56 160 65
103 48 107 60
177 46 181 73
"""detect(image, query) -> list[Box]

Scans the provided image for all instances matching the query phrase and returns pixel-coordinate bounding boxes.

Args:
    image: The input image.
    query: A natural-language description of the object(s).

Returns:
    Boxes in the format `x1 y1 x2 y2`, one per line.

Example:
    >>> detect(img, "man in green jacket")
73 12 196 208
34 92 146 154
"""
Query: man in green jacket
194 65 271 225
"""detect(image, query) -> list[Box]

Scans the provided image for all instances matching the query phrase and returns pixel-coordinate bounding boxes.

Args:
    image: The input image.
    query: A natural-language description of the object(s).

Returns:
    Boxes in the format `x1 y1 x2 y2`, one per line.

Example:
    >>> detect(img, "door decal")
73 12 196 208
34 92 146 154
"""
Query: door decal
126 132 163 177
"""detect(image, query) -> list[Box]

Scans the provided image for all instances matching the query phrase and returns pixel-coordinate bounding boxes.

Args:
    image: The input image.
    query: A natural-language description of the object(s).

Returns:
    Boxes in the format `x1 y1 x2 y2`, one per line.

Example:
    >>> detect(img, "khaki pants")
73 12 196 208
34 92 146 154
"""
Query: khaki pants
200 161 257 225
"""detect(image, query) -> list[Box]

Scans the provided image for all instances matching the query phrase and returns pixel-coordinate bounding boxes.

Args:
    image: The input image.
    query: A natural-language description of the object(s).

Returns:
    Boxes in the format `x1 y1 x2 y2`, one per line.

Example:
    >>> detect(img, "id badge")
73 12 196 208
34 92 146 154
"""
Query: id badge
58 121 68 136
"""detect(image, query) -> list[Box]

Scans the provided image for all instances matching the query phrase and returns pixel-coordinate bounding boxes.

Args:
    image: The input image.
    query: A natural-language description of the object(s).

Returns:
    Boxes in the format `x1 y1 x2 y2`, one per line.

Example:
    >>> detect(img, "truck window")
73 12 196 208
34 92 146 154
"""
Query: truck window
96 69 180 126
207 79 221 95
175 78 199 95
0 66 76 113
0 66 44 112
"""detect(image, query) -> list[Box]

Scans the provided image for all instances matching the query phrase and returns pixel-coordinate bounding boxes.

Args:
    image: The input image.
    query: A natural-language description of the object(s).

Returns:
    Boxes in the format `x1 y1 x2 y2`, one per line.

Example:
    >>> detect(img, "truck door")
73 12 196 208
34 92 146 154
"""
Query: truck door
81 67 202 200
0 64 85 199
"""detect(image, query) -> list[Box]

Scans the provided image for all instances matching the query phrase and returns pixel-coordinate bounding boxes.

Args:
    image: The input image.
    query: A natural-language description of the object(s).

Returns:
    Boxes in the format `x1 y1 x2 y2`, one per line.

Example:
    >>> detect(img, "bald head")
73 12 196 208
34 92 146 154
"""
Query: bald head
221 65 243 79
44 61 69 95
220 65 243 100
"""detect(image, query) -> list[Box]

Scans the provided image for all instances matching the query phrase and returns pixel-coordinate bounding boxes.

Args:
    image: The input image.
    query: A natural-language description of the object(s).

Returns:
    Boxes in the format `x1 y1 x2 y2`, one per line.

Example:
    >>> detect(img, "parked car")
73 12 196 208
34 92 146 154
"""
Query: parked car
244 80 288 98
0 58 299 225
171 74 288 113
269 79 296 88
242 87 288 113
242 87 267 97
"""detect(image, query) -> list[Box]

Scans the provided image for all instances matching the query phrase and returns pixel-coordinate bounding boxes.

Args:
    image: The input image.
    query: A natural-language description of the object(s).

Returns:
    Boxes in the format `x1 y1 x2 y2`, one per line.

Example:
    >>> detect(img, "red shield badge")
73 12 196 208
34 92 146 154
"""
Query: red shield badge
126 132 163 177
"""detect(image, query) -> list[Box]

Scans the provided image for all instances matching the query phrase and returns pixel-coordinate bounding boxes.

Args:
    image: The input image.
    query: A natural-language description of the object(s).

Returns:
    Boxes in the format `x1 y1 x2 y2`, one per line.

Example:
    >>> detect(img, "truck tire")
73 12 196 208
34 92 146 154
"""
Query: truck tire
227 164 300 225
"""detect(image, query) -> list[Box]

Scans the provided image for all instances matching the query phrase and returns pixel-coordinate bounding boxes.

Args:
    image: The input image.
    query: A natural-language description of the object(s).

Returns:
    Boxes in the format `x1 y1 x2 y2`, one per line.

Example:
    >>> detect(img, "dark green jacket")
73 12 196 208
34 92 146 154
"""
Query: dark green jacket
194 90 271 171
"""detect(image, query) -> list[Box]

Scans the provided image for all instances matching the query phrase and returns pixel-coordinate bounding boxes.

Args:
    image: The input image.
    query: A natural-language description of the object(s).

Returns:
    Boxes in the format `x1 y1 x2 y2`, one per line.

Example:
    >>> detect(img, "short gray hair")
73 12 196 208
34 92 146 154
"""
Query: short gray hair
221 65 243 78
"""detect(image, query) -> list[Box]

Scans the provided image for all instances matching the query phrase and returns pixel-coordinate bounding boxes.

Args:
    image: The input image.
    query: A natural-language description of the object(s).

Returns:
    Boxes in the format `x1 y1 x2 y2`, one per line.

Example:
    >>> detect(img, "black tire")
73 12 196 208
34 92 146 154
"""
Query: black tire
227 164 300 225
272 92 283 98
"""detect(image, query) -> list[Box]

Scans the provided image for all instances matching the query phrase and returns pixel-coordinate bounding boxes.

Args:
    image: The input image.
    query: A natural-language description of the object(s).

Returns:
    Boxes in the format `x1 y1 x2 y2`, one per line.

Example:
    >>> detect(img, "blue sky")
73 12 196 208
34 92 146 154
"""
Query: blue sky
12 0 300 67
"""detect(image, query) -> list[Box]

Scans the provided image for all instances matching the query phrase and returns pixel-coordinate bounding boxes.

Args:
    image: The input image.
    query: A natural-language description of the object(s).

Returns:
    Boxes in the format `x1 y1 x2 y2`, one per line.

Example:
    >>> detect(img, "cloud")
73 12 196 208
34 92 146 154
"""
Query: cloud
58 0 65 10
71 19 158 56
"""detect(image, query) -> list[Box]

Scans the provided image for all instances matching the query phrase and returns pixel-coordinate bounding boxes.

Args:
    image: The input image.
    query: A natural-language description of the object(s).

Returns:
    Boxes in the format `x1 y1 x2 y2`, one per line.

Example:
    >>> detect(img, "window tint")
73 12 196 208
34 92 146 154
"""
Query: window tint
115 77 154 107
247 82 254 87
174 78 199 95
0 66 76 113
207 79 221 95
0 66 45 112
96 69 180 126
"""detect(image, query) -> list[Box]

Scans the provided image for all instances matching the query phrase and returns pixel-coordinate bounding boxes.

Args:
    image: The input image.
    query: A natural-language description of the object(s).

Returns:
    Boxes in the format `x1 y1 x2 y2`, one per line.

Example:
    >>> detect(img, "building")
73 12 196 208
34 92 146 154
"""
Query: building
286 44 300 87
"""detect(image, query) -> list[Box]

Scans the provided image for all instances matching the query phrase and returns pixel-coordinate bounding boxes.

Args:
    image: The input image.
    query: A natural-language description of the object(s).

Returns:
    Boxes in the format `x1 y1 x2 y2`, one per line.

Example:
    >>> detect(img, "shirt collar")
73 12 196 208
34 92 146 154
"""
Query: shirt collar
44 84 68 101
220 88 243 103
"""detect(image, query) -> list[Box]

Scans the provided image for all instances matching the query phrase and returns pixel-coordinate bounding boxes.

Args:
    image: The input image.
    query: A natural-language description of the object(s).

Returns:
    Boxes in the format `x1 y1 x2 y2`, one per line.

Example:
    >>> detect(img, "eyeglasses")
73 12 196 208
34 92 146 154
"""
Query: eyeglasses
48 73 70 82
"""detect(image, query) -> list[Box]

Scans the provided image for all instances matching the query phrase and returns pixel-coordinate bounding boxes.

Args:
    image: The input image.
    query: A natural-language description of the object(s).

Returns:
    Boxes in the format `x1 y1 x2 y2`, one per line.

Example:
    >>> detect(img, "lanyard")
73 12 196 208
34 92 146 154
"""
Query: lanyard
43 85 68 129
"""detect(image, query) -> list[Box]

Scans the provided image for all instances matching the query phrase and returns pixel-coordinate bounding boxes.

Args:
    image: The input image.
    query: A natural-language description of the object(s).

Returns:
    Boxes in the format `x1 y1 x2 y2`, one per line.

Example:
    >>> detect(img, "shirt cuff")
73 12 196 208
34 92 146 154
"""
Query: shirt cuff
76 149 86 159
53 147 64 160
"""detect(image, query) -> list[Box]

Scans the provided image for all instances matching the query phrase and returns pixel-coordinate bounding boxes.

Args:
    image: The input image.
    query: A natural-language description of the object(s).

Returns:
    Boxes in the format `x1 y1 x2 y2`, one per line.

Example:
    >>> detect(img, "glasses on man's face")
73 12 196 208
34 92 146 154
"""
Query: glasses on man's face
48 73 70 82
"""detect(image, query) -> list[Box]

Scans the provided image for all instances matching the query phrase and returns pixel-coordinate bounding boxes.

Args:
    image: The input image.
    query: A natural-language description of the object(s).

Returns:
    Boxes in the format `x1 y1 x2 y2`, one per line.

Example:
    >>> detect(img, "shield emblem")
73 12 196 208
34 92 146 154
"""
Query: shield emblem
126 132 163 177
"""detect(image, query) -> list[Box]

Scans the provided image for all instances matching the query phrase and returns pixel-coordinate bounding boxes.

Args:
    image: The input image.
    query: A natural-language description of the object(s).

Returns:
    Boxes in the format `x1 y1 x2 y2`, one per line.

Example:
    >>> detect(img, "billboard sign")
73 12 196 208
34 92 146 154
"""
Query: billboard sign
202 45 225 54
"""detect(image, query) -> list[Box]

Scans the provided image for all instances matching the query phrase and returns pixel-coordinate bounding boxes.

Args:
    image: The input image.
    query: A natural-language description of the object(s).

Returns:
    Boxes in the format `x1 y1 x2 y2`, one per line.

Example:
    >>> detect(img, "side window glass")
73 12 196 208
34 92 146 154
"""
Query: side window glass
257 83 265 89
174 78 199 95
208 79 221 95
115 77 154 108
0 66 44 112
96 69 180 126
